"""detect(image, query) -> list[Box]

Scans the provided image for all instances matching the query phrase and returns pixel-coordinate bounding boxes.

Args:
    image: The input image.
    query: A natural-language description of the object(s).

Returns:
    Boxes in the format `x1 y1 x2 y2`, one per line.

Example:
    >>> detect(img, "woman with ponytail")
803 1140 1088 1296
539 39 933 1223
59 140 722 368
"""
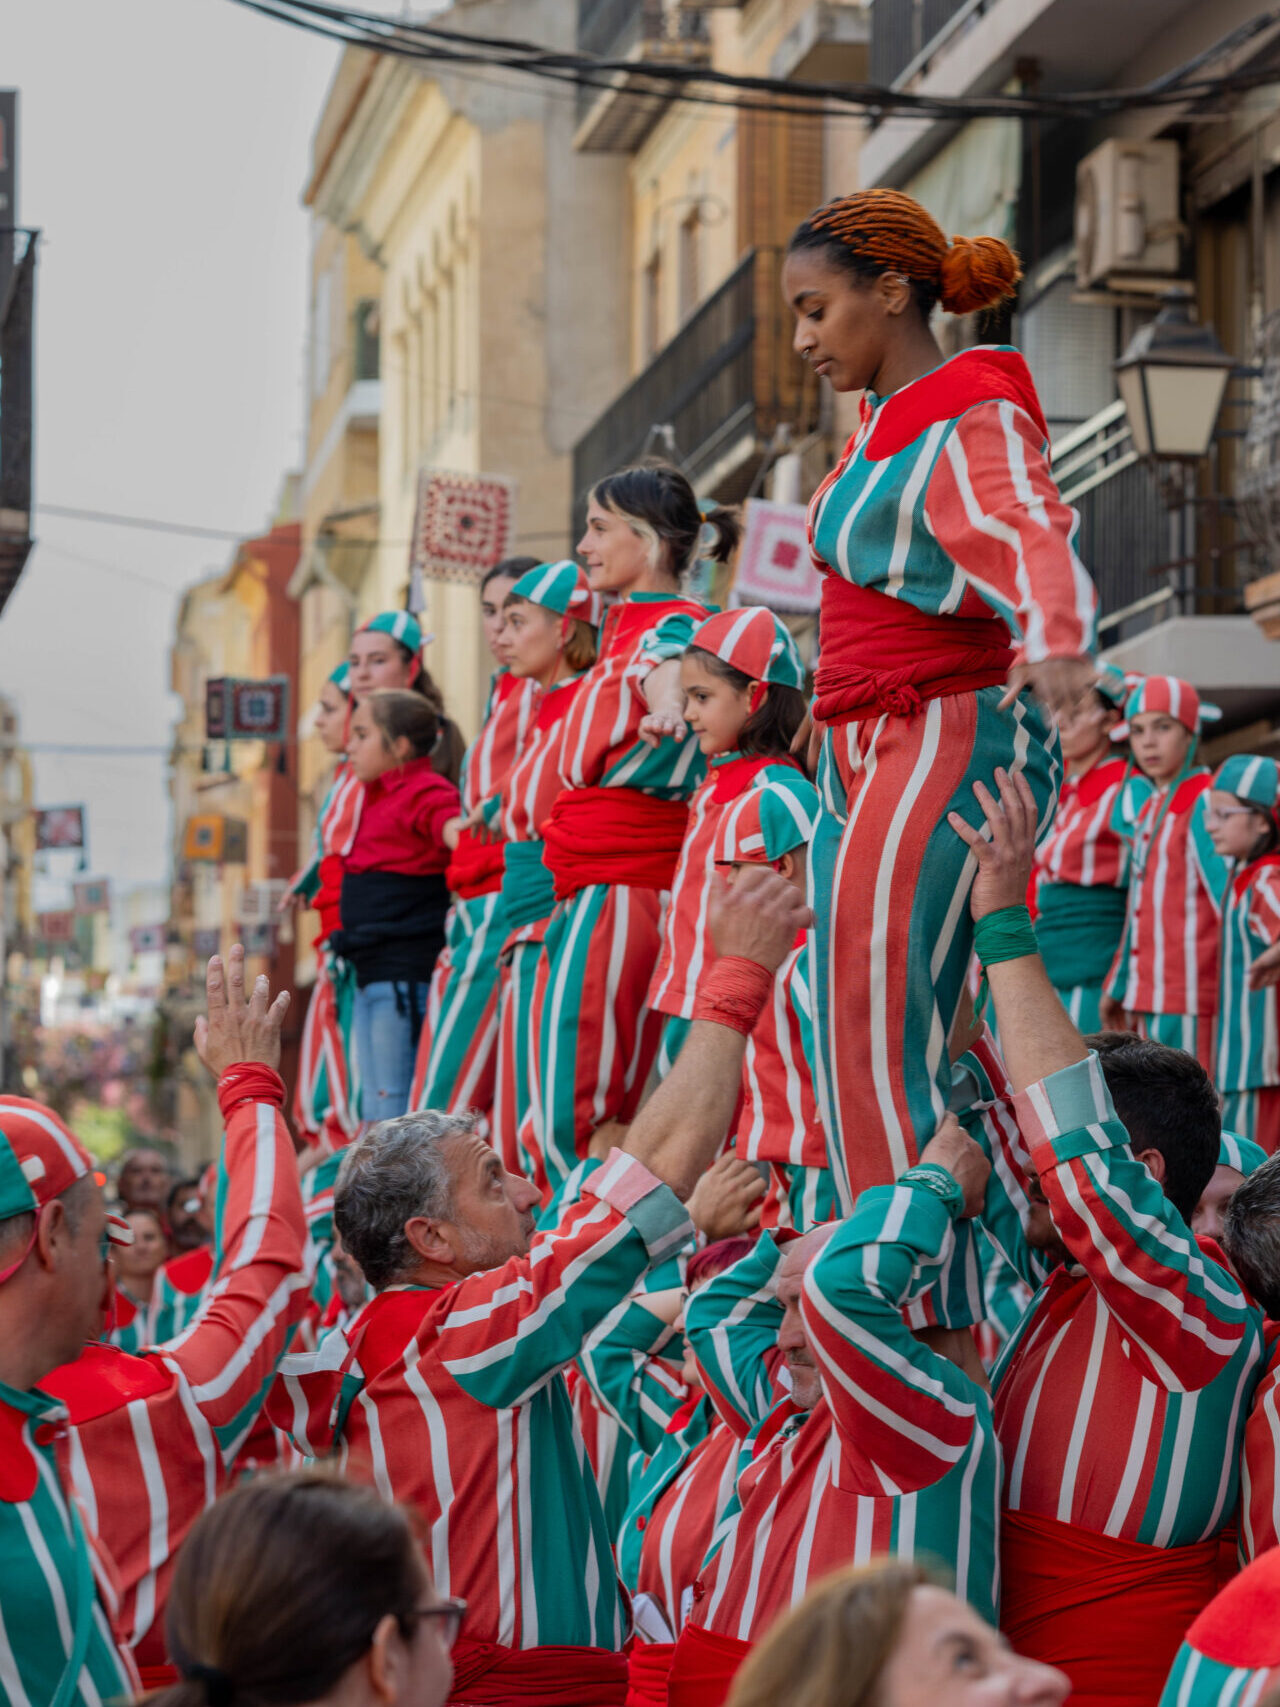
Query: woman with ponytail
784 187 1097 1220
406 557 539 1127
524 462 739 1200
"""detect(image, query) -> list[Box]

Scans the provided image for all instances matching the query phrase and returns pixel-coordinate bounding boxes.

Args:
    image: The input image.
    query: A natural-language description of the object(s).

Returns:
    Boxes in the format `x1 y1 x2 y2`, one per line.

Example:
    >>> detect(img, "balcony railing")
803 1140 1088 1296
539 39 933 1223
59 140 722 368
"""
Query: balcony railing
869 0 984 87
572 249 818 534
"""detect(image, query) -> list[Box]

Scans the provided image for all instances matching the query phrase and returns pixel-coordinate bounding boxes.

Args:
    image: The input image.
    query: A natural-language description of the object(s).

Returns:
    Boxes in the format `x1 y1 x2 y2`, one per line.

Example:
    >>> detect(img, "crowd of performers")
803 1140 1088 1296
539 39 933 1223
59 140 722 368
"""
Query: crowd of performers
5 185 1280 1707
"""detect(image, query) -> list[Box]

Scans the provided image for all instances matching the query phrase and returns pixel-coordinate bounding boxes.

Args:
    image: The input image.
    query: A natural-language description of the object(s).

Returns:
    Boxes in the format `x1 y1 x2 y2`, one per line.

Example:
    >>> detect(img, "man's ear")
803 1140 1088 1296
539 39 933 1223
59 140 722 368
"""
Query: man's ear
403 1215 456 1268
33 1201 66 1274
365 1614 403 1703
1134 1146 1167 1186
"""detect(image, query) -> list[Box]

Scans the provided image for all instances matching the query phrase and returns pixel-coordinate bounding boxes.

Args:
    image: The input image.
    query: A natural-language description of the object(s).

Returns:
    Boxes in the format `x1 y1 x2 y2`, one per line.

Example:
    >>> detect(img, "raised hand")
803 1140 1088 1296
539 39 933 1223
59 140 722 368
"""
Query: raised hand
193 945 290 1078
947 767 1038 921
1000 655 1099 717
687 1154 768 1238
708 866 814 975
917 1113 991 1219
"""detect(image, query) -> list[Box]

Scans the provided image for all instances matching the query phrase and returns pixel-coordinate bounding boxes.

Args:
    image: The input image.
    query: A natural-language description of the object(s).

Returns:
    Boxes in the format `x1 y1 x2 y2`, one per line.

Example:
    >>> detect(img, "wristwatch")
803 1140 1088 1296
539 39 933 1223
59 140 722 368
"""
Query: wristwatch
901 1163 965 1219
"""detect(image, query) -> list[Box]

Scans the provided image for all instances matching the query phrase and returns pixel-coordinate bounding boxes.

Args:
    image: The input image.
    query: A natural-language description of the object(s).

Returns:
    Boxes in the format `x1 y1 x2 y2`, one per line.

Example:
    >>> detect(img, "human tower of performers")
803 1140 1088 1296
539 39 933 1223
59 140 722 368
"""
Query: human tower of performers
5 187 1280 1707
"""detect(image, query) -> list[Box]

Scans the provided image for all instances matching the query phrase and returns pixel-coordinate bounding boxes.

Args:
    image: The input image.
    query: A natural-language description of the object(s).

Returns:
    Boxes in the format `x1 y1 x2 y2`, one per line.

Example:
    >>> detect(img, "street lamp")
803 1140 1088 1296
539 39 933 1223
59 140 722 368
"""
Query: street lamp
1114 287 1235 460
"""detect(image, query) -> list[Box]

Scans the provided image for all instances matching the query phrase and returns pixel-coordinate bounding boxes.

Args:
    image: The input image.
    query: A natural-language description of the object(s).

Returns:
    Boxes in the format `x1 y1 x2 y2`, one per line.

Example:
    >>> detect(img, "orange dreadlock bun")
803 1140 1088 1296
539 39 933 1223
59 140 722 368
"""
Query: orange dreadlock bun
803 188 1022 315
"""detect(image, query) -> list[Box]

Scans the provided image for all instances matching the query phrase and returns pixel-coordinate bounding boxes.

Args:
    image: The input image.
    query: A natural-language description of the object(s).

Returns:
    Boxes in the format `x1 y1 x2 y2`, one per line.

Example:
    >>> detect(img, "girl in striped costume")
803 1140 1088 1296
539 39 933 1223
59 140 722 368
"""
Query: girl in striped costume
348 608 466 785
1102 676 1228 1071
646 607 808 1075
408 559 538 1124
290 662 363 1156
1030 661 1136 1032
1206 754 1280 1152
479 562 599 1176
523 464 739 1198
785 189 1096 1215
714 774 836 1231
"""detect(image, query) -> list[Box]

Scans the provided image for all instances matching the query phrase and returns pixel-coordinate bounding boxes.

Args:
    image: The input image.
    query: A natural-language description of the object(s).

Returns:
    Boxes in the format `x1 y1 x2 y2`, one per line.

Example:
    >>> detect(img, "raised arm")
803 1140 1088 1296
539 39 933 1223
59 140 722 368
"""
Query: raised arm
684 1233 786 1437
437 1153 693 1410
576 1292 688 1457
162 951 310 1459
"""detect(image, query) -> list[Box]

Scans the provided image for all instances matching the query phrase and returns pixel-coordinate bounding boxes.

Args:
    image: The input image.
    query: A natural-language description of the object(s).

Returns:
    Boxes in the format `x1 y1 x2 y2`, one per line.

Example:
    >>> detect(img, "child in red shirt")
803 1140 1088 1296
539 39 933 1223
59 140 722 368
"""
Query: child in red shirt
332 688 461 1121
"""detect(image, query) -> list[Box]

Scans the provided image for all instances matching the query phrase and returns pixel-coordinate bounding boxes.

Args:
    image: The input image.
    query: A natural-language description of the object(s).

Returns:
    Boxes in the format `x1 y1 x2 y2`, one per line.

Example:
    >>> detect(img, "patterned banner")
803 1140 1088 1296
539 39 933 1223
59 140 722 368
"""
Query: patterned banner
410 469 516 588
36 910 77 943
73 879 110 915
191 928 221 960
129 924 166 954
732 500 824 614
33 806 86 850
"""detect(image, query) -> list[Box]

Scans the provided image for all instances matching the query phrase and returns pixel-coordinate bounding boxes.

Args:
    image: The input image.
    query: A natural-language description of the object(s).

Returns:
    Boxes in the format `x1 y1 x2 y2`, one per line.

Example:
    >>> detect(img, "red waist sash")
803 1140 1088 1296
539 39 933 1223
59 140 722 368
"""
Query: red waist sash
1000 1507 1219 1707
626 1639 677 1707
316 852 345 944
541 787 689 901
666 1624 753 1707
449 1639 628 1706
446 826 506 900
815 577 1013 726
137 1664 179 1690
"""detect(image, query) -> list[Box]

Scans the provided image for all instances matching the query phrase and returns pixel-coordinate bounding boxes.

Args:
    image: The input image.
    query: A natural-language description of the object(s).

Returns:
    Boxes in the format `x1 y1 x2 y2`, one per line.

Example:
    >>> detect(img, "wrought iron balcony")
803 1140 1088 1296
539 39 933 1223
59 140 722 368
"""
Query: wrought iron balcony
572 249 818 534
575 0 712 153
869 0 981 87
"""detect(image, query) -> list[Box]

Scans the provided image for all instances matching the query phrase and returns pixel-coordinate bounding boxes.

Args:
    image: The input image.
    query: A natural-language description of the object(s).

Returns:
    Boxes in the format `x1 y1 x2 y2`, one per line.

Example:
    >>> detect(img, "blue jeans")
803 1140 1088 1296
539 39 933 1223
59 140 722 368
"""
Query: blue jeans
352 980 430 1123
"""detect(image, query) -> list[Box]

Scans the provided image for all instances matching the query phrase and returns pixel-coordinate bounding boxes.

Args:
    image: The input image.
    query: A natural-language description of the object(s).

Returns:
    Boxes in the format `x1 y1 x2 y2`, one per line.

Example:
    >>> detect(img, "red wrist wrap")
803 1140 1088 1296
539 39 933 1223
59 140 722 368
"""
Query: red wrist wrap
692 956 775 1035
217 1063 286 1119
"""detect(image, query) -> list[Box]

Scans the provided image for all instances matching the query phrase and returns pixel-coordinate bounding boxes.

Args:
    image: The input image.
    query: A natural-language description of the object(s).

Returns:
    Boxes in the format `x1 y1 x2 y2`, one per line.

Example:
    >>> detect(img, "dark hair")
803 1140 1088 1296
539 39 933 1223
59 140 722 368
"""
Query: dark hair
364 688 440 762
686 1236 756 1290
589 460 741 586
1223 1154 1280 1315
787 188 1021 324
153 1473 426 1707
168 1177 203 1215
386 642 466 787
482 555 540 593
1083 1032 1221 1222
684 646 807 758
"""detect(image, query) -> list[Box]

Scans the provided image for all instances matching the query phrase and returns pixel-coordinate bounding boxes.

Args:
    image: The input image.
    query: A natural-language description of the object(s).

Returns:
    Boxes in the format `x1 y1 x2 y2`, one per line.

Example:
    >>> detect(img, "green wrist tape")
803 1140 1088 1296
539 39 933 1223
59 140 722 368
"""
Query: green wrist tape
972 904 1038 1021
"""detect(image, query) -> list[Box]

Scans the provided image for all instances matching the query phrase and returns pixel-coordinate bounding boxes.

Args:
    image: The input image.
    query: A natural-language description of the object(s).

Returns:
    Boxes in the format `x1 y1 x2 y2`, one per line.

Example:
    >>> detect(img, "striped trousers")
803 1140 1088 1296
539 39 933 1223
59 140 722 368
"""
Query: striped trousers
810 686 1058 1211
1221 1087 1280 1155
409 891 507 1123
491 929 548 1178
293 951 360 1154
1133 1010 1216 1076
523 882 669 1199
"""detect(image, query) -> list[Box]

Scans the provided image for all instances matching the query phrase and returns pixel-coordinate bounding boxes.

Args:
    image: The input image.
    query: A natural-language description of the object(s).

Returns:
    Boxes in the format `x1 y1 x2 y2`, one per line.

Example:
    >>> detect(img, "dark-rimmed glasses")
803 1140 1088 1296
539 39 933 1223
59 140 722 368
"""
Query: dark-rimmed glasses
408 1598 467 1650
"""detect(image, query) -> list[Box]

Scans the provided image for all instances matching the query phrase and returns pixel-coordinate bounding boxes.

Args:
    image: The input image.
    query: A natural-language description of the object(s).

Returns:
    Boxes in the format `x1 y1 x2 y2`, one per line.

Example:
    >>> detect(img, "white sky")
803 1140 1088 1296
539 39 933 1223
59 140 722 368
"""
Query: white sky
1 0 352 898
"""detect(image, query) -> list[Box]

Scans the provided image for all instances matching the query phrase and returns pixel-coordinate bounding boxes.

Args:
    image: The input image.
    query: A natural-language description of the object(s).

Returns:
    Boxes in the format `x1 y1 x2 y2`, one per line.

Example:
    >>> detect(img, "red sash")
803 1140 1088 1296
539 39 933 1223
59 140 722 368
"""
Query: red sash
449 1639 628 1706
446 826 506 900
541 787 690 901
814 578 1013 726
666 1624 753 1707
1000 1507 1220 1707
316 851 345 943
137 1664 179 1690
626 1640 677 1707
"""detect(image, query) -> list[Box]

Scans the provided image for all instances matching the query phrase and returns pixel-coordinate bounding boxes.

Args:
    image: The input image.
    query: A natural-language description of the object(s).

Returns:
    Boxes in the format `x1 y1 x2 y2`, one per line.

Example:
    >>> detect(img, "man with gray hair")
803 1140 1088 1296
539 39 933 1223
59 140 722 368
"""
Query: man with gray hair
268 866 810 1707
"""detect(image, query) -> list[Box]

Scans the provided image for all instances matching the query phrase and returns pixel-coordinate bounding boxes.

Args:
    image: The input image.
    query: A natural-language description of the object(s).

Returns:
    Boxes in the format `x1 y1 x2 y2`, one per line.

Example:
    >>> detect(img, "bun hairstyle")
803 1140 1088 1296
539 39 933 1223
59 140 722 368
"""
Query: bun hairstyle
590 460 741 587
788 188 1022 321
153 1473 426 1707
364 688 441 763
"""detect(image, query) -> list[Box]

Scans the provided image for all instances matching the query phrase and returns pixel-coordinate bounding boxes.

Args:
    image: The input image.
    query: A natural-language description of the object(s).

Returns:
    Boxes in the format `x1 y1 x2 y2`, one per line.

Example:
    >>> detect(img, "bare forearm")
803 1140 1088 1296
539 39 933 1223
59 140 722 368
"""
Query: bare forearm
622 1020 748 1198
986 953 1088 1094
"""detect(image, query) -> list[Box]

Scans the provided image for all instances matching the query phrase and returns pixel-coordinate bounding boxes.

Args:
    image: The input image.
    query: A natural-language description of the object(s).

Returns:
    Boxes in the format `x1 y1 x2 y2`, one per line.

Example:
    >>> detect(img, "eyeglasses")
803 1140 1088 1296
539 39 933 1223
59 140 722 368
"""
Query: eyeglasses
407 1599 467 1650
1204 805 1258 824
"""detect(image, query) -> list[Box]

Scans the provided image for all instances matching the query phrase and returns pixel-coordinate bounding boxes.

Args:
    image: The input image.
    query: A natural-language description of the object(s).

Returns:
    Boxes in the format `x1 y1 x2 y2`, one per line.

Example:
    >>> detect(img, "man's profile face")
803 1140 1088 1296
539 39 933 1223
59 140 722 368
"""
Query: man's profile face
439 1134 541 1274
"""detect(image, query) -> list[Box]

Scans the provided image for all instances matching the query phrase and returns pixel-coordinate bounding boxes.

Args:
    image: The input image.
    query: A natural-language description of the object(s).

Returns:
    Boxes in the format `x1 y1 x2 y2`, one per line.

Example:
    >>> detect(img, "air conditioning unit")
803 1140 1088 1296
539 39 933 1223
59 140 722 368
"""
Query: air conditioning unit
1075 139 1182 289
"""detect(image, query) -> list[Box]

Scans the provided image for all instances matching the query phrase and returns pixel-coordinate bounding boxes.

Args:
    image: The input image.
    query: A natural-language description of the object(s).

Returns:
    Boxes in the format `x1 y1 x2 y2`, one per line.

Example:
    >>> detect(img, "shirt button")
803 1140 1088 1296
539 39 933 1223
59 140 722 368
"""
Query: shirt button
34 1424 59 1447
636 1515 647 1532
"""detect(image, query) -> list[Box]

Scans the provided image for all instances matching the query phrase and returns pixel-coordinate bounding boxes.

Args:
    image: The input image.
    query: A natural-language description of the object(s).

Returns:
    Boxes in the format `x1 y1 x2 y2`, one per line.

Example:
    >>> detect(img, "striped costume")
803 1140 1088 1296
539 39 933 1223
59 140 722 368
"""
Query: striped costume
0 1377 134 1707
1030 752 1132 1033
1158 1547 1280 1707
146 1244 215 1346
675 1183 999 1699
1107 771 1227 1071
409 670 536 1123
524 595 708 1198
1242 1332 1280 1564
487 673 587 1177
268 1149 692 1700
990 1054 1264 1703
1218 856 1280 1153
42 1068 310 1681
806 347 1092 1212
293 760 363 1153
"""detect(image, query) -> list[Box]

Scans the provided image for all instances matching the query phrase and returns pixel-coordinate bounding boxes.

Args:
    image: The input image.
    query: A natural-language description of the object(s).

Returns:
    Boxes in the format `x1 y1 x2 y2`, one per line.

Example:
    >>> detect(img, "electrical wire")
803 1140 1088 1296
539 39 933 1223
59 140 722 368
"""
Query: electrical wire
225 0 1280 123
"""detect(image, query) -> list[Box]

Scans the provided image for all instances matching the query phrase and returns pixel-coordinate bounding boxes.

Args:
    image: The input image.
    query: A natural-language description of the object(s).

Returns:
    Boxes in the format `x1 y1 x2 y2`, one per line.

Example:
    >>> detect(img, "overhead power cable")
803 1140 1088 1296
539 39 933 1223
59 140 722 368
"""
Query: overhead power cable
225 0 1280 123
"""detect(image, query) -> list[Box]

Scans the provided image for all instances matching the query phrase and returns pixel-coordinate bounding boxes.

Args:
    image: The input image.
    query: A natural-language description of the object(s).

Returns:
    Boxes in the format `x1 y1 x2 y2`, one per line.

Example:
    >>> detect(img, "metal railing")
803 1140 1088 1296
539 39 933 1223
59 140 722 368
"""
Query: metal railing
572 249 815 532
869 0 979 87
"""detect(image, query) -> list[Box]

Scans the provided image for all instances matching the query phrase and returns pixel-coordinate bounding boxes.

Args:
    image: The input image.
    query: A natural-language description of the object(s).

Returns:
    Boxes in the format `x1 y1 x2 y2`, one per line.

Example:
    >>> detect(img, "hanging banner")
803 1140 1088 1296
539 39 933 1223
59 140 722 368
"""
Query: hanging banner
409 469 516 590
33 806 86 850
129 924 166 954
205 677 290 742
36 910 76 943
239 921 277 956
191 928 221 960
183 815 249 864
731 500 824 614
73 878 110 915
240 880 287 922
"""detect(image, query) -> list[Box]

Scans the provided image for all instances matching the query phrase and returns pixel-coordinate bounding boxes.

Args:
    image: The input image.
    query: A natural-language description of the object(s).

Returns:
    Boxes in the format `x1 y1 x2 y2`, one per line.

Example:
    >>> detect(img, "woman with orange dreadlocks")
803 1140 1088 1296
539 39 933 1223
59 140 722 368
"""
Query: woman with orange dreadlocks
785 189 1098 1220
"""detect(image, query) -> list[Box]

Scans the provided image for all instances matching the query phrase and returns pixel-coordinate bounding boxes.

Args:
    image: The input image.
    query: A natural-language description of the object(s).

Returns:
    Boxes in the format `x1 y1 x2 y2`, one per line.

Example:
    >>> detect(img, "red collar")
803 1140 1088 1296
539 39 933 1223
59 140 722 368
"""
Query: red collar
865 347 1049 462
365 754 438 803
